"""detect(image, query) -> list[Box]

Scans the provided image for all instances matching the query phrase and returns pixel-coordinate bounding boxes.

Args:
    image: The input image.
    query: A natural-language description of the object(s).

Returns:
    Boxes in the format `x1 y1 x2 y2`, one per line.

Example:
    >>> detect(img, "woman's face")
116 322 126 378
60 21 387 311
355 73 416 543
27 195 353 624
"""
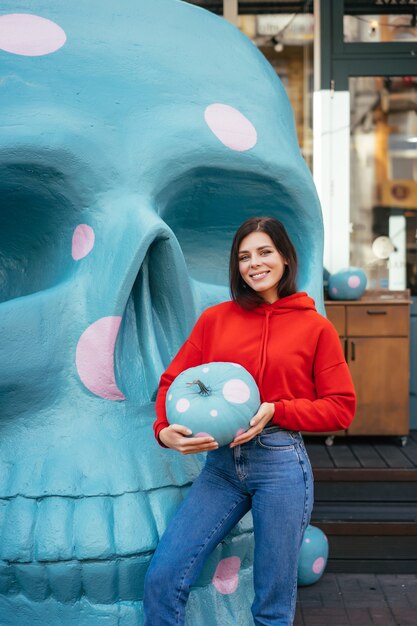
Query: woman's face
238 231 287 304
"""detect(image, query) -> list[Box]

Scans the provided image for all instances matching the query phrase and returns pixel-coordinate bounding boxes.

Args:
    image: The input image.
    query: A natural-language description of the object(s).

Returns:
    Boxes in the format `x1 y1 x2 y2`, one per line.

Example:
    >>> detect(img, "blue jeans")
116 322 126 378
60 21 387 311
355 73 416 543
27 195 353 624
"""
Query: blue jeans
143 427 314 626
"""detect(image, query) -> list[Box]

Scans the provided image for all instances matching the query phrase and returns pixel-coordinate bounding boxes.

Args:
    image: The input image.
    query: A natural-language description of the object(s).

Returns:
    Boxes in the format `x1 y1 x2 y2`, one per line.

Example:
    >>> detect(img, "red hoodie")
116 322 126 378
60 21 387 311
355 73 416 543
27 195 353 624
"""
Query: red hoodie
154 292 356 444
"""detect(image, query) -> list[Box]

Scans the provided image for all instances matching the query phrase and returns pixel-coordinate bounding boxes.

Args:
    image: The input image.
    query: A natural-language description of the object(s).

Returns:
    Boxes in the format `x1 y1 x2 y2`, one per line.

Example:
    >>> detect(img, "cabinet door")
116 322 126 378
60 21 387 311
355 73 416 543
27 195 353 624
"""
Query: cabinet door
347 337 409 436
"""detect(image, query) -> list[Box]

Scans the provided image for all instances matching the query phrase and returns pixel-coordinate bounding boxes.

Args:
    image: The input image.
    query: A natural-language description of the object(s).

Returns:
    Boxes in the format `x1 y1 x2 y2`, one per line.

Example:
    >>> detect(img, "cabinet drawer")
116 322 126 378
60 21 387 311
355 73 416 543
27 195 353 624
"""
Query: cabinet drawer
325 305 345 336
347 305 409 337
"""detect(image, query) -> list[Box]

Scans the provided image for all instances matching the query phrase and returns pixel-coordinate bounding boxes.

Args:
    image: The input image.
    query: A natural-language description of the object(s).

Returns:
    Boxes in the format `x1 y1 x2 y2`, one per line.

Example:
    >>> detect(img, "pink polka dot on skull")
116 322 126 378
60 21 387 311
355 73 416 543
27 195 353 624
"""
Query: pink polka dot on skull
0 14 66 56
204 104 257 152
312 557 325 574
212 556 241 594
347 275 361 289
222 379 250 404
72 225 95 260
331 287 338 294
76 316 125 401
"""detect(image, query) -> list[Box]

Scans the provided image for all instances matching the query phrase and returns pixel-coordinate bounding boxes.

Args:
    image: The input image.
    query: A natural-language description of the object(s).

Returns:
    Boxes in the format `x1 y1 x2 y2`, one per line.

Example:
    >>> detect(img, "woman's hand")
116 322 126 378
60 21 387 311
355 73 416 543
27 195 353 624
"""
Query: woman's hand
159 424 219 455
229 402 275 448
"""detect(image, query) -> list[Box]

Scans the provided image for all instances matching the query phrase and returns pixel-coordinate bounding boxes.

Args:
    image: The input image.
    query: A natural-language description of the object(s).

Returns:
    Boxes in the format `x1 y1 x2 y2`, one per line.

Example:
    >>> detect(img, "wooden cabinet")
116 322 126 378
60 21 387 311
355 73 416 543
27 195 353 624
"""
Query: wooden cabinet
325 291 411 437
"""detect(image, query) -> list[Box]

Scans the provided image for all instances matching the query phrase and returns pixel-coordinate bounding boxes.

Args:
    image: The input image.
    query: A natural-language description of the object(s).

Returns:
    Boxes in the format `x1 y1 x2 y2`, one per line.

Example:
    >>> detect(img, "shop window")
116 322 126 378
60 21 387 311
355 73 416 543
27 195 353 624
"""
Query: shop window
344 4 417 42
350 76 417 294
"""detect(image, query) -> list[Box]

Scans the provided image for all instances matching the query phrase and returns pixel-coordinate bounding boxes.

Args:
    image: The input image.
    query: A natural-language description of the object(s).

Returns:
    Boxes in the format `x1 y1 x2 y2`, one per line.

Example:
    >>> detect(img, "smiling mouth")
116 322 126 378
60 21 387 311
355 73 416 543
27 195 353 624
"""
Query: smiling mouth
249 271 270 281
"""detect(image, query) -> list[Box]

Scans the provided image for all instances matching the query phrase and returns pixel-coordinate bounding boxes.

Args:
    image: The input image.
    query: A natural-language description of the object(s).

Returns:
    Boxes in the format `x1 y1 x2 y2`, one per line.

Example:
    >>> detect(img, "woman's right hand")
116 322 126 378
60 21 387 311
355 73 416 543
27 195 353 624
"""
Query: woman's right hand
159 424 219 454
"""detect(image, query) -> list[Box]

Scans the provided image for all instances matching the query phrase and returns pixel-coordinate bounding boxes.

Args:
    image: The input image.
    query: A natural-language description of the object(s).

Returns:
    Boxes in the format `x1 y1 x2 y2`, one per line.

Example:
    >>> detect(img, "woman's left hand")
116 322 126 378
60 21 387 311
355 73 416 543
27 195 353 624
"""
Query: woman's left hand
229 402 275 448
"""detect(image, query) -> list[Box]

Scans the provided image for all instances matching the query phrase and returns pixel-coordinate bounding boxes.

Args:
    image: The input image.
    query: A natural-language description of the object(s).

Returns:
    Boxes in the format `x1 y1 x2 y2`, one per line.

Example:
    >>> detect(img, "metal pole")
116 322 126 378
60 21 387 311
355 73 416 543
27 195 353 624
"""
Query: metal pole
313 0 321 91
223 0 238 26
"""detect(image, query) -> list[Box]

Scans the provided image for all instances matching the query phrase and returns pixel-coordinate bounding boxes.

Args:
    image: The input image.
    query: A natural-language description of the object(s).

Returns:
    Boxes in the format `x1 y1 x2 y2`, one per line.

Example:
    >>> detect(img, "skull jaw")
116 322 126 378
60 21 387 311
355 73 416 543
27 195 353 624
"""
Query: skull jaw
0 399 255 615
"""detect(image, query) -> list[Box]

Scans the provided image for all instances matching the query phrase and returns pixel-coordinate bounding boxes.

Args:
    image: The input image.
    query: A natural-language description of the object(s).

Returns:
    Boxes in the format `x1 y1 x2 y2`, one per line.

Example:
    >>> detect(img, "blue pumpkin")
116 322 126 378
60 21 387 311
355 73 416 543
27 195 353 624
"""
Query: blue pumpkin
166 362 260 446
328 267 367 300
297 525 329 586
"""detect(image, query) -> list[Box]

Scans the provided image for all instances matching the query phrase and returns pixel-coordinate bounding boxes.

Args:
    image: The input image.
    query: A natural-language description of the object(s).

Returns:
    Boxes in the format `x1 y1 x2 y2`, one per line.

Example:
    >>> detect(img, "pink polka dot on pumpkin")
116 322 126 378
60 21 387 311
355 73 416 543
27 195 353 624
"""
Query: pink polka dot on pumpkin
347 275 361 289
331 287 338 294
0 14 66 56
212 556 241 594
204 104 257 152
176 398 190 413
72 225 95 260
312 556 325 574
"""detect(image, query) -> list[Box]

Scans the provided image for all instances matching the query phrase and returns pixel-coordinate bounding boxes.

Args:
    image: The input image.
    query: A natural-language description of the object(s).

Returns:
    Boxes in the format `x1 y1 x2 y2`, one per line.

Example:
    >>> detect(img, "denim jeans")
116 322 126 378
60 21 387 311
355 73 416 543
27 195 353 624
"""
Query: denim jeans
143 427 314 626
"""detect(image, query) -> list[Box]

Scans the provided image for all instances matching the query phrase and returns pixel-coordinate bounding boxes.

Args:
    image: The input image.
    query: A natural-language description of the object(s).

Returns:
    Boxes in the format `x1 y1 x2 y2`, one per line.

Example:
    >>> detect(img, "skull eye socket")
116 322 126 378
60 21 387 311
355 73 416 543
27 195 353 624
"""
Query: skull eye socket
0 163 84 304
157 167 299 287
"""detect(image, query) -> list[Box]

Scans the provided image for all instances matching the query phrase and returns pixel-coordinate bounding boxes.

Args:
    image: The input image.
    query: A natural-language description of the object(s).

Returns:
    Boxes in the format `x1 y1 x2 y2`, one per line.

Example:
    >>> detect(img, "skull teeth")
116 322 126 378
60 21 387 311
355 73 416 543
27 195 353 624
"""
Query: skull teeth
0 511 253 603
0 491 159 564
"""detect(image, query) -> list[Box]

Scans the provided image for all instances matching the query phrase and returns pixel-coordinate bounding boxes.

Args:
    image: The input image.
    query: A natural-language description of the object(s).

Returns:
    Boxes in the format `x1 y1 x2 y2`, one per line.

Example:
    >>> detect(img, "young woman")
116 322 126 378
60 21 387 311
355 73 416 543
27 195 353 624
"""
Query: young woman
143 217 356 626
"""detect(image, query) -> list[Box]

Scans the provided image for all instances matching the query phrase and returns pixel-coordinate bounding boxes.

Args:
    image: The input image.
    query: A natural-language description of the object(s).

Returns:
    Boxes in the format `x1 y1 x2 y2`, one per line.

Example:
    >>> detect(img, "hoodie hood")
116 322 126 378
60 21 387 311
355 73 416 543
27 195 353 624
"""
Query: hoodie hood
253 292 317 315
251 292 317 384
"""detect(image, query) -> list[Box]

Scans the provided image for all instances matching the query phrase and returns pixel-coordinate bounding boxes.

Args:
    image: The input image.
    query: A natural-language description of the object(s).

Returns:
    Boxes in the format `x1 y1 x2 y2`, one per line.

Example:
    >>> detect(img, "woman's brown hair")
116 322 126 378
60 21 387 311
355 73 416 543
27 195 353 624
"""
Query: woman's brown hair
229 216 298 309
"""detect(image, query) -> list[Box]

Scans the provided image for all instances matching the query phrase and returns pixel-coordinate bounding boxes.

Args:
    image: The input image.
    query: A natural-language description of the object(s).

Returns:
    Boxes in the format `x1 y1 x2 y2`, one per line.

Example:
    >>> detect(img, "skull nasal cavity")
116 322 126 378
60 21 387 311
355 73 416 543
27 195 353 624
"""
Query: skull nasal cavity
0 164 83 303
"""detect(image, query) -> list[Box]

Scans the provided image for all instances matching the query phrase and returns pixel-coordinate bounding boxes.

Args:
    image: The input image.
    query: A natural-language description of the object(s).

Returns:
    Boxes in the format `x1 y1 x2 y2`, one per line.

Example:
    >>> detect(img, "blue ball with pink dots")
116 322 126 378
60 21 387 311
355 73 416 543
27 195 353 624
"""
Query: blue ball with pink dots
297 525 329 586
328 267 367 300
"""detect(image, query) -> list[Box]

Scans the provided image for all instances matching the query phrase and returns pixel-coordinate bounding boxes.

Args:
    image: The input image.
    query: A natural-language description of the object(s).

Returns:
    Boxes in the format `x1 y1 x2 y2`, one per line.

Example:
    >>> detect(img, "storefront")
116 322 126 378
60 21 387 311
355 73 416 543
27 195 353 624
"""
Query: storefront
191 0 417 289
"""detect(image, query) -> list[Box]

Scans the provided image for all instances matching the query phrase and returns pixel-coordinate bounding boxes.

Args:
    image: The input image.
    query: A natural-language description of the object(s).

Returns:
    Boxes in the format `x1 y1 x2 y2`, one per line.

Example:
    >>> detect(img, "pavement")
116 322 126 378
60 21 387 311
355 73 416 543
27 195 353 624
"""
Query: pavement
295 573 417 626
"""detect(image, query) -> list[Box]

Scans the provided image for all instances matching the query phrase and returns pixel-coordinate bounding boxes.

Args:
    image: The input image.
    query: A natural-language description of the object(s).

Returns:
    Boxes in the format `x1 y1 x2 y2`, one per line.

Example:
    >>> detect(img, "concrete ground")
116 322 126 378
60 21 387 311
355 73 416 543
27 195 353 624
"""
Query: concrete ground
295 573 417 626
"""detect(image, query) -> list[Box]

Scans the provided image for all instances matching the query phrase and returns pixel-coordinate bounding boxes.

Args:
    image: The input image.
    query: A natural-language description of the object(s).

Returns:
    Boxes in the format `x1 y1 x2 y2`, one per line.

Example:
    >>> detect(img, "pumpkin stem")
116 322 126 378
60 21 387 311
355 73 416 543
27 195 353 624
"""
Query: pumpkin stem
187 379 211 396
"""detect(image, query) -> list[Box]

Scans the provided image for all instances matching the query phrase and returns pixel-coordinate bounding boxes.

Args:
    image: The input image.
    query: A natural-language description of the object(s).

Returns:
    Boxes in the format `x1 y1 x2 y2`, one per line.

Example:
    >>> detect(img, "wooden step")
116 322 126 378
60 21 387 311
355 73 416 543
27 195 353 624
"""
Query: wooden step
305 430 417 471
304 432 417 572
314 522 417 574
312 502 417 522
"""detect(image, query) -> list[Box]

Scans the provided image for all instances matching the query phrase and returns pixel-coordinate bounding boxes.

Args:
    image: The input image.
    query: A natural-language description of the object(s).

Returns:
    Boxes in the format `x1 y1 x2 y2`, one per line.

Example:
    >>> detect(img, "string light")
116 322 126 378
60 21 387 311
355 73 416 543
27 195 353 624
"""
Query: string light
353 13 417 38
270 13 298 53
369 19 378 37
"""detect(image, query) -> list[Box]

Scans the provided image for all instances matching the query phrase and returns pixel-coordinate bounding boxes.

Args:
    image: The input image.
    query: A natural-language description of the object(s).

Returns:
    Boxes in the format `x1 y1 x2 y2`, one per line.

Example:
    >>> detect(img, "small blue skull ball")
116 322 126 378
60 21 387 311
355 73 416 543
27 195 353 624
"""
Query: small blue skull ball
297 525 329 586
166 362 261 446
328 267 367 300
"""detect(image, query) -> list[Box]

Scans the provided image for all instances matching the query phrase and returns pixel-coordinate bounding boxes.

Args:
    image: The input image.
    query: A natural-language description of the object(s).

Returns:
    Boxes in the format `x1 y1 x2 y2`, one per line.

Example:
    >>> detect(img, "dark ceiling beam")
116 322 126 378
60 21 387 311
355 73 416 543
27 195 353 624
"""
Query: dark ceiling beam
186 1 312 14
186 1 417 15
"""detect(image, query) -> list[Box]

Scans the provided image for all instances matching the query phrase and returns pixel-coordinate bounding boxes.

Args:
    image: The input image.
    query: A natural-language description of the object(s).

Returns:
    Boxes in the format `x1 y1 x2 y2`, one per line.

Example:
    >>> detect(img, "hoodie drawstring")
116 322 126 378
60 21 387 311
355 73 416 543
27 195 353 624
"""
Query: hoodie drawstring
259 310 271 385
253 293 316 387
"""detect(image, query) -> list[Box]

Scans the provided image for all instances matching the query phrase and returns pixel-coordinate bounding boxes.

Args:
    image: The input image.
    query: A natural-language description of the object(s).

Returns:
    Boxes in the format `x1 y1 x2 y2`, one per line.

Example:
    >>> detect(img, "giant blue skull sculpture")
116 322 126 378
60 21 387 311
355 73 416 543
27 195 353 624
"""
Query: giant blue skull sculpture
0 2 324 624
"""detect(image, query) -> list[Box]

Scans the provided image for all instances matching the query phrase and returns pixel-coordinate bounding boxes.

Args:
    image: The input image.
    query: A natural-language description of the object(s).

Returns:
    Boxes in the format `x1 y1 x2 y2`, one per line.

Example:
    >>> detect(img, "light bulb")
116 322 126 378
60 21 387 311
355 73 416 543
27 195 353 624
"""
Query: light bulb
369 19 378 37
